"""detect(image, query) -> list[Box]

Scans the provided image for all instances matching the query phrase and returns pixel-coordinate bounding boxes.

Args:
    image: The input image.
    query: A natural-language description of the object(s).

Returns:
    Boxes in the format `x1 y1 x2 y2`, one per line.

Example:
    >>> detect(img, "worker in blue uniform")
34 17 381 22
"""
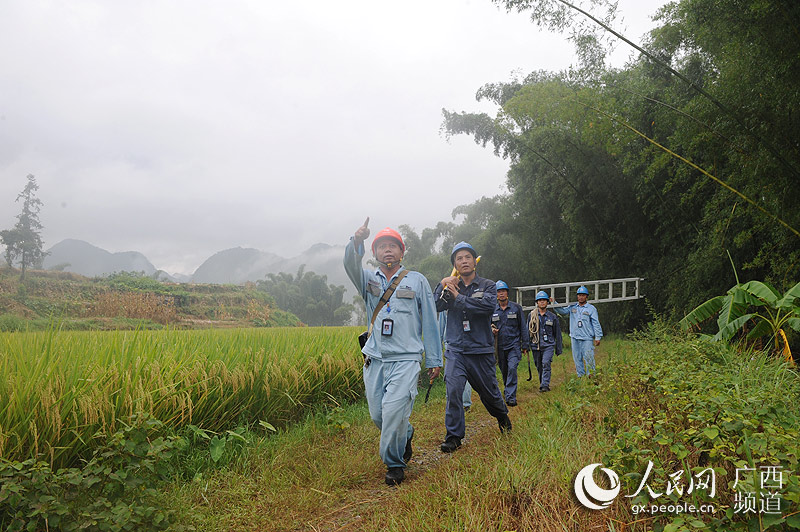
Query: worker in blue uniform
344 217 442 486
528 290 563 391
553 286 603 377
434 242 511 453
491 280 531 406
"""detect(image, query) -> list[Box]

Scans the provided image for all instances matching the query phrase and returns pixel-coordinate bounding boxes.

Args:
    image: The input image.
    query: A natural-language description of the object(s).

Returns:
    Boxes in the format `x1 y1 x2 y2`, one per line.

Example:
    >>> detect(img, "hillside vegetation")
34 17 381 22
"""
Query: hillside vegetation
0 267 301 330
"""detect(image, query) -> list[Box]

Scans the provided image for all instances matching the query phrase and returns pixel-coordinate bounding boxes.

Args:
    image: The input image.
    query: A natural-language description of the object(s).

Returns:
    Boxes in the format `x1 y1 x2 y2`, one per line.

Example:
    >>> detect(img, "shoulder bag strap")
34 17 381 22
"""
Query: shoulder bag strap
367 270 409 336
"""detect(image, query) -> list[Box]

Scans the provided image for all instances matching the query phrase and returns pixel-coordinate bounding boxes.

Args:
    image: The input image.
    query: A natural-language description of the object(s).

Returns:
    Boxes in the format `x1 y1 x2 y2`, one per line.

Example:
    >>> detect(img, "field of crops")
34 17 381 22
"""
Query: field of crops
0 326 363 468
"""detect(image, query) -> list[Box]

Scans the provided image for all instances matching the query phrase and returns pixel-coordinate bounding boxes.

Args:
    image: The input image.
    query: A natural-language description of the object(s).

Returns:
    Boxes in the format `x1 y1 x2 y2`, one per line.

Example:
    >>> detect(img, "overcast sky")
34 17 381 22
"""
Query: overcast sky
0 0 667 276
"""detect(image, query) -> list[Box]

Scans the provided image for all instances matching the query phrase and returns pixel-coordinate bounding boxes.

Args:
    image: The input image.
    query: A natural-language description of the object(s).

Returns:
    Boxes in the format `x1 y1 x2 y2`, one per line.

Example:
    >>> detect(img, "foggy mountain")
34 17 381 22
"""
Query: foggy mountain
191 247 283 284
43 239 158 277
192 243 351 291
42 239 353 296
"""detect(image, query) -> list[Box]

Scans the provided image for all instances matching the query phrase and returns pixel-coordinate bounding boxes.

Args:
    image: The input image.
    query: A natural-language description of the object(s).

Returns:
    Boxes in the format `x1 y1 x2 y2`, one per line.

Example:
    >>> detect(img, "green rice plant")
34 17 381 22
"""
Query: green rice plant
0 326 363 468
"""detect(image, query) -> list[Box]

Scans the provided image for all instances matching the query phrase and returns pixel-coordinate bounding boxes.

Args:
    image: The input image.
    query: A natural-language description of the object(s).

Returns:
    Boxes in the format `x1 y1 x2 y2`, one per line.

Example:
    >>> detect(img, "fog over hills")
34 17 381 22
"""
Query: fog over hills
44 239 158 278
43 239 352 292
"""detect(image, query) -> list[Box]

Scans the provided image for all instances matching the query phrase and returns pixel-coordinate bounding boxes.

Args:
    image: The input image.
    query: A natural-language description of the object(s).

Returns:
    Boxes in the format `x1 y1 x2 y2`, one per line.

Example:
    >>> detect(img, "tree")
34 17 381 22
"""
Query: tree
433 0 800 332
1 175 47 280
256 265 355 326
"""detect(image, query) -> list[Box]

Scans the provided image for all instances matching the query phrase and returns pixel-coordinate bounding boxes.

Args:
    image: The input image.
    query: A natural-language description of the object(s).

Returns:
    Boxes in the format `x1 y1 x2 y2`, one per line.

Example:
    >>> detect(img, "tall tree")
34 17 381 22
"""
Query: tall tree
1 174 47 280
435 0 800 330
256 265 354 326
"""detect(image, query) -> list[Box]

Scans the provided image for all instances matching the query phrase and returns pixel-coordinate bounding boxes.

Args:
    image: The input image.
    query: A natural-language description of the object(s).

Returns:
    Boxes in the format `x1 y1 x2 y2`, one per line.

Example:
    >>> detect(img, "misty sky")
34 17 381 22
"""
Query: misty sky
0 0 667 276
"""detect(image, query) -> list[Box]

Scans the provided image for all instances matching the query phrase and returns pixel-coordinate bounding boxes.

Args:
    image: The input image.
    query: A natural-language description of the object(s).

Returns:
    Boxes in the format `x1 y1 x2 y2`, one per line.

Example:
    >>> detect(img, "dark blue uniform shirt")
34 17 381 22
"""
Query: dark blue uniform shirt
491 301 531 351
434 275 496 355
530 308 563 355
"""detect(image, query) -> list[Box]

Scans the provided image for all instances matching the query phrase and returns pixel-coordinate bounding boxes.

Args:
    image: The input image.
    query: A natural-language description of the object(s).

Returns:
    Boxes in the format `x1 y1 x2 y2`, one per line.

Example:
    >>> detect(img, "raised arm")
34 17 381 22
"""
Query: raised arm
343 217 371 298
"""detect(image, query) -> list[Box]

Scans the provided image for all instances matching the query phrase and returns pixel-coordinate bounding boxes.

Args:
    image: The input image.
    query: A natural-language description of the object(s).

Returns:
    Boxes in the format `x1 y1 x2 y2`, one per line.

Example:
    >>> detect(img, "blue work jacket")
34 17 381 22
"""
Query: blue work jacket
554 302 603 341
529 308 563 354
434 275 497 355
344 238 442 368
491 301 531 351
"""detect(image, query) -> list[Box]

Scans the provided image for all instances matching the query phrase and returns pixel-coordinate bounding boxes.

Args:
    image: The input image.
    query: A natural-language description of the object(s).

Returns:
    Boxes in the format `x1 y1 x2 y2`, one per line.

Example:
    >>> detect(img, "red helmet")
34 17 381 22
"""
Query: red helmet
371 227 405 254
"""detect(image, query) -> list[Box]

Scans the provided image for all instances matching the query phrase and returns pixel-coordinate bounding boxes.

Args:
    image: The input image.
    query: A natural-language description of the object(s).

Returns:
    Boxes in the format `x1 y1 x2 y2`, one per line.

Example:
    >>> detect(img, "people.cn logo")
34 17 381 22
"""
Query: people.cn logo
574 463 621 510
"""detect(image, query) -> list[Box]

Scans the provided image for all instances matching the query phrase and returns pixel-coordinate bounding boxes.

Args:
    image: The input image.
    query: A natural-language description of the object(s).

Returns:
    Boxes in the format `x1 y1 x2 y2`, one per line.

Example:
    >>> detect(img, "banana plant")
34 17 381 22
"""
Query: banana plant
680 280 800 364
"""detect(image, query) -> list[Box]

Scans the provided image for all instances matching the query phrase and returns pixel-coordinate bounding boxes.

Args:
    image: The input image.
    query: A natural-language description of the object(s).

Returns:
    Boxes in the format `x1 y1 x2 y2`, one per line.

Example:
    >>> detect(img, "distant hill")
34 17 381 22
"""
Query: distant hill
191 247 283 284
43 239 157 277
191 243 350 291
41 239 353 295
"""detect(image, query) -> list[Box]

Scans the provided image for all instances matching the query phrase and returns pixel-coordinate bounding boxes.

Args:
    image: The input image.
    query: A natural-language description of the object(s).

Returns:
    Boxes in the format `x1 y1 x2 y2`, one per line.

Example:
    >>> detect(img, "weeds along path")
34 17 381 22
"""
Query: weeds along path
172 346 615 532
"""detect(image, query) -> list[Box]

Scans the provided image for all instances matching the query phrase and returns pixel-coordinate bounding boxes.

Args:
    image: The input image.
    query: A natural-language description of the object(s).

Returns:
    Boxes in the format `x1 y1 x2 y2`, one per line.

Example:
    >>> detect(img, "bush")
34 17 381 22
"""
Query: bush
0 417 188 532
0 314 25 332
589 331 800 531
104 272 171 294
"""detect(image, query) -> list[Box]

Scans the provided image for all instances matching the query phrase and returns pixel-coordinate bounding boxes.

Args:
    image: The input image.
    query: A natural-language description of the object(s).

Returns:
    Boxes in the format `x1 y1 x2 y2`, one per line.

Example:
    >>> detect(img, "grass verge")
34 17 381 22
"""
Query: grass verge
165 328 800 532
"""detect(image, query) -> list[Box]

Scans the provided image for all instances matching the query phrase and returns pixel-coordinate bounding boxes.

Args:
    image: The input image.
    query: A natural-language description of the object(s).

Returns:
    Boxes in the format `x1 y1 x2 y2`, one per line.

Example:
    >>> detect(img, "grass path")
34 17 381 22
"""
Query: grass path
170 345 628 531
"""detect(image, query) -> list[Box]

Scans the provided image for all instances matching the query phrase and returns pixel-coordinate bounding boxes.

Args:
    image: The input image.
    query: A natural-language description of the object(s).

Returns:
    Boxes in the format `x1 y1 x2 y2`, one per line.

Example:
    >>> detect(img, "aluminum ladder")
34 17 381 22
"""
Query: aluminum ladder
515 277 645 313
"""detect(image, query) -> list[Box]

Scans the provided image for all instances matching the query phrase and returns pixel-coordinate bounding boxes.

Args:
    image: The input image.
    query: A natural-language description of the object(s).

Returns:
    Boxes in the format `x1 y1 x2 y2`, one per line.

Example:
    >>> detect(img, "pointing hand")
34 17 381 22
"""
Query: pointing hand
354 217 370 245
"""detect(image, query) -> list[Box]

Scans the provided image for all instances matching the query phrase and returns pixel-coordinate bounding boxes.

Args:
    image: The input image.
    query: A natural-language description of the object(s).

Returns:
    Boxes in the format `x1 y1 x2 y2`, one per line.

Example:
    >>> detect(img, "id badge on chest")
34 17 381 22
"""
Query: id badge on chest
577 320 583 328
382 318 394 337
463 320 471 332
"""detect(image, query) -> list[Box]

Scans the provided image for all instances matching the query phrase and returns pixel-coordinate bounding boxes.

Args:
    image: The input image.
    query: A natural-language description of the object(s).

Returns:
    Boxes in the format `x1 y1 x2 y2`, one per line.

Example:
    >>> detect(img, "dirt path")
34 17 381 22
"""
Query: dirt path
308 352 577 532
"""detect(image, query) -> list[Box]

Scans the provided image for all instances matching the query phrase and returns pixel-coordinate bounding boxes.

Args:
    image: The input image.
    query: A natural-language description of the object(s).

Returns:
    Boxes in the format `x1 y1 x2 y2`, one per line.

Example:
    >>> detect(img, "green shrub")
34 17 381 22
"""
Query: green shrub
104 272 171 294
0 314 25 332
0 416 188 531
589 330 800 531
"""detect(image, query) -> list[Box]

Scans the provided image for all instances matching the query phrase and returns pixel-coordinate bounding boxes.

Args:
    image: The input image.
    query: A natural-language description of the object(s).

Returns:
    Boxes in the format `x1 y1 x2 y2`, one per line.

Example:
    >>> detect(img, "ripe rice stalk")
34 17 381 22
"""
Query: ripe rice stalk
0 326 362 468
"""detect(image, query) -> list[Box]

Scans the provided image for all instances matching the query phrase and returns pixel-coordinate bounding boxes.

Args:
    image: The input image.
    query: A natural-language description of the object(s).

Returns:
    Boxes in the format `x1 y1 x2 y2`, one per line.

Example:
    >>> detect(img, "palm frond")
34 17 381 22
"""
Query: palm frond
713 314 755 342
739 281 780 306
680 295 725 330
746 318 774 341
777 281 800 310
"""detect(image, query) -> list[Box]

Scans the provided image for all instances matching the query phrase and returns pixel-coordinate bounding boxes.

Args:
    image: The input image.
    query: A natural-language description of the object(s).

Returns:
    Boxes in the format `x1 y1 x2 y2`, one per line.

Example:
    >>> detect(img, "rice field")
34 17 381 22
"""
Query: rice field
0 326 363 468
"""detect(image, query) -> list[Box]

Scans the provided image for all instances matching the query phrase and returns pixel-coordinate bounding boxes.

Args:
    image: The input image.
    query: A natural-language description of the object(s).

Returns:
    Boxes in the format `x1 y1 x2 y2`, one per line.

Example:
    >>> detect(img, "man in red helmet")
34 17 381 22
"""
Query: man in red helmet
344 217 442 486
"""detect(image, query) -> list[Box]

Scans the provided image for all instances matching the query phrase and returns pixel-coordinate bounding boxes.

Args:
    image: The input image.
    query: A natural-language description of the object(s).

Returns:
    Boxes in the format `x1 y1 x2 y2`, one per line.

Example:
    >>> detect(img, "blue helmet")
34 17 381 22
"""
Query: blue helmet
496 280 509 291
450 241 477 264
535 290 549 301
577 286 589 295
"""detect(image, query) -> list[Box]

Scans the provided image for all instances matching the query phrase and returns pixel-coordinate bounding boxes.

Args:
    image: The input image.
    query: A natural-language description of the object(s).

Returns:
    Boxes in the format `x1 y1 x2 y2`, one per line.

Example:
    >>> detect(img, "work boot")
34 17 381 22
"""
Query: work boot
498 414 513 434
440 436 462 453
541 386 550 392
385 467 405 486
506 398 517 407
403 432 413 463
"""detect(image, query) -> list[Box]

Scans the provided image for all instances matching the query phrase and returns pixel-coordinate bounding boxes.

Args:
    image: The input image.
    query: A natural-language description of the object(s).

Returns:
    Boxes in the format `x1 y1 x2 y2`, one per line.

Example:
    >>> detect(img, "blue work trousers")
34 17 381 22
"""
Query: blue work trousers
444 348 508 441
532 345 555 389
571 338 596 377
497 346 521 402
363 358 419 469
